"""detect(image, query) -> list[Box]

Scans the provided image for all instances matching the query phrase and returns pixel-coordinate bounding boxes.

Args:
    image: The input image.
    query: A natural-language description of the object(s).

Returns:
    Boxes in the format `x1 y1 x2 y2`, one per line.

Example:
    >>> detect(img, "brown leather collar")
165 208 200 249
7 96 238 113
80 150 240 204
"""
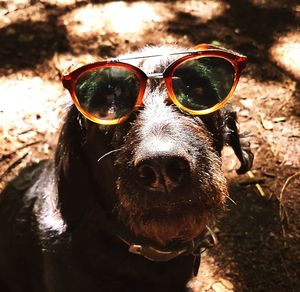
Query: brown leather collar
89 209 217 262
118 226 217 262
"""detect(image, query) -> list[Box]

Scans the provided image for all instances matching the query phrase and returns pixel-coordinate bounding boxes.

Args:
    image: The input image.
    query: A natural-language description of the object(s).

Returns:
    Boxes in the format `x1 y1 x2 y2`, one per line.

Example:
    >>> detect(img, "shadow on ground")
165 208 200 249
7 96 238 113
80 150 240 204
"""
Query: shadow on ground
207 178 299 291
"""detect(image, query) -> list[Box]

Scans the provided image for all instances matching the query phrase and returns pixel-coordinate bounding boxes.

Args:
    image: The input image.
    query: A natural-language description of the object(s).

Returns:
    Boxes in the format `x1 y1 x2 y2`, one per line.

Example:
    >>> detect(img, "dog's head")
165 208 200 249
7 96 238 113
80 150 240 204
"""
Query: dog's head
56 45 253 248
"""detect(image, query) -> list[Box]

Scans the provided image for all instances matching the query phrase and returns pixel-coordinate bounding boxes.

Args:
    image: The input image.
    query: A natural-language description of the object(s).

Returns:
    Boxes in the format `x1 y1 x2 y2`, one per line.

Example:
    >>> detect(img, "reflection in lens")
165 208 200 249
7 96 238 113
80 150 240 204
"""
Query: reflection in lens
75 66 140 120
172 57 234 111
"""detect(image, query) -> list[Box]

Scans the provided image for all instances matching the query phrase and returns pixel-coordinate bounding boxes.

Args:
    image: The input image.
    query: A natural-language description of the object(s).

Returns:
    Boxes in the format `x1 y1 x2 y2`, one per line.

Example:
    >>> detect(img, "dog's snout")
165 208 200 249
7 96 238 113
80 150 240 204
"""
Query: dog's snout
135 157 190 193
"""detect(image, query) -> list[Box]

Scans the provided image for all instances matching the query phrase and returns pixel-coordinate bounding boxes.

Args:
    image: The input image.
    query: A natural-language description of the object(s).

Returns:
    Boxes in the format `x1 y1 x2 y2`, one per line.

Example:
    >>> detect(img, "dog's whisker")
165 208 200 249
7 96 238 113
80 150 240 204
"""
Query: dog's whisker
97 149 122 163
226 195 237 205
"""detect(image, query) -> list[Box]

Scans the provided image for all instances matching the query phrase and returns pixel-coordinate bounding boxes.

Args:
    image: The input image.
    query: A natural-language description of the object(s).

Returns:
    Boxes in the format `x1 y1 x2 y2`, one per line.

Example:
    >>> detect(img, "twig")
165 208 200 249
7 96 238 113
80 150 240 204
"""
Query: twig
279 170 300 221
0 140 41 162
0 153 28 180
17 128 34 135
247 171 266 197
3 5 34 16
281 223 288 247
238 176 266 185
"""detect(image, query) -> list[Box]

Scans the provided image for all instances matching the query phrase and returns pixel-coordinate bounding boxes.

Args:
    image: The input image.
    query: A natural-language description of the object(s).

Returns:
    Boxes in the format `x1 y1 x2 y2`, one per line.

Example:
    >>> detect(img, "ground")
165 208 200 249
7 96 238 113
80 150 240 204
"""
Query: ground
0 1 299 291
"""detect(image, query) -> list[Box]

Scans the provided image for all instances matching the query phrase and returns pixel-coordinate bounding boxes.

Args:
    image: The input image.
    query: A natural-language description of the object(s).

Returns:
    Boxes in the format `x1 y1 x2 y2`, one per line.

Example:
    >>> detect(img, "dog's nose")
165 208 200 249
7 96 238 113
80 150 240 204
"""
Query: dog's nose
135 157 190 193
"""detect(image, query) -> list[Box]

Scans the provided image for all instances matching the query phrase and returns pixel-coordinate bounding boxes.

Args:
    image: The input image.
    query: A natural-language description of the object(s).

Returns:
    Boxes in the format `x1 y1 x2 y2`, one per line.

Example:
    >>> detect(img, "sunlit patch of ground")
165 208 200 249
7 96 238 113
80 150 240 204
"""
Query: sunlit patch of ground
62 2 170 55
0 73 65 190
270 31 300 79
0 0 29 13
173 0 227 20
65 0 226 35
234 77 300 167
62 0 227 55
65 2 163 35
0 74 64 134
189 253 235 291
46 0 78 5
0 2 48 28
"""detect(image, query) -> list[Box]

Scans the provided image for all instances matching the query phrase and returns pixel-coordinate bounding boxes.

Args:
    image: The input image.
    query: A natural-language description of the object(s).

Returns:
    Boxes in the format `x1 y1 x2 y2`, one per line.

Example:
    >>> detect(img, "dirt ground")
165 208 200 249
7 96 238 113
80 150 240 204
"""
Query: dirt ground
0 0 299 291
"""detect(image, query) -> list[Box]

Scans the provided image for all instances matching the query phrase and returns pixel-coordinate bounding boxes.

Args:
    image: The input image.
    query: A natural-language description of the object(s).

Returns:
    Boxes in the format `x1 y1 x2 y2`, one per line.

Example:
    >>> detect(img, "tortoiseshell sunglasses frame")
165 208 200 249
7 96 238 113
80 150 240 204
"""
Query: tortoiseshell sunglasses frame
62 44 247 125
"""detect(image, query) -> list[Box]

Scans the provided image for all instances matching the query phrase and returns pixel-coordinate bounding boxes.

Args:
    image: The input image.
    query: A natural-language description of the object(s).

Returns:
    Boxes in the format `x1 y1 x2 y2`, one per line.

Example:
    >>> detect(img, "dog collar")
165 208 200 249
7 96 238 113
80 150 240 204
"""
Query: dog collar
118 226 217 262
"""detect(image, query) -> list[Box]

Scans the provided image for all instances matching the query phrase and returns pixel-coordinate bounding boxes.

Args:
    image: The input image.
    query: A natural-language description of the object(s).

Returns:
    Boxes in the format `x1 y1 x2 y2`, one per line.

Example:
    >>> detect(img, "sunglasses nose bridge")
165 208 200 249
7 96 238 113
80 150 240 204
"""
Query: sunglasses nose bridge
145 72 171 92
147 72 164 79
137 73 172 106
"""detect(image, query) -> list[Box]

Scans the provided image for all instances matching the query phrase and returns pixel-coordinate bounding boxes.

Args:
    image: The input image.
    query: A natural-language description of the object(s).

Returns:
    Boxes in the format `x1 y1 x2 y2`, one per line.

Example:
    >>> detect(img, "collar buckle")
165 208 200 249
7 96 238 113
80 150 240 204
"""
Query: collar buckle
128 244 187 262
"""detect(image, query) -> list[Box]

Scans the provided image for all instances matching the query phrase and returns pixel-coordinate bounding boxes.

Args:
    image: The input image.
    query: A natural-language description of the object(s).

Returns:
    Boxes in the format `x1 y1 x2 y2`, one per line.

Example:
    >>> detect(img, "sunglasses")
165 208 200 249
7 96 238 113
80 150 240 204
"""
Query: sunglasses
62 44 246 125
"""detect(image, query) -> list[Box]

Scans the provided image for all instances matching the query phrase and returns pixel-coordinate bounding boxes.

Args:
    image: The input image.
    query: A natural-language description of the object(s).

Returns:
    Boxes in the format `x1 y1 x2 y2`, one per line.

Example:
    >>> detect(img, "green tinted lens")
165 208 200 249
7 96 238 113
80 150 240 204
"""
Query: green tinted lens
172 57 235 111
75 66 140 120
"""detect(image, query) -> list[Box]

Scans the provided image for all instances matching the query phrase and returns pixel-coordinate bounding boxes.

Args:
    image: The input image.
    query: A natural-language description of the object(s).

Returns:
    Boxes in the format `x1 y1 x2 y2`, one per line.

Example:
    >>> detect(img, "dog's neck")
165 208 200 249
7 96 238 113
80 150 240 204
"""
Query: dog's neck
116 223 217 262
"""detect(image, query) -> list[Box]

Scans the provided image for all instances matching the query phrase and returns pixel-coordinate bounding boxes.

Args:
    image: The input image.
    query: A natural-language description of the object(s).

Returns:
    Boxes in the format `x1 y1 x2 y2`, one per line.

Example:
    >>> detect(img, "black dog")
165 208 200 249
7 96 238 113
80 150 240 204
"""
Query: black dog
0 45 253 292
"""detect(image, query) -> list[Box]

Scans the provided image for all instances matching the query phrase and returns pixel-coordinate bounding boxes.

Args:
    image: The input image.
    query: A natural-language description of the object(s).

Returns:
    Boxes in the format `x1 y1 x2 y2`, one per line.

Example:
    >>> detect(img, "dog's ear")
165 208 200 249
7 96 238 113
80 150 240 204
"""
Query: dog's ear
55 106 94 227
223 110 254 174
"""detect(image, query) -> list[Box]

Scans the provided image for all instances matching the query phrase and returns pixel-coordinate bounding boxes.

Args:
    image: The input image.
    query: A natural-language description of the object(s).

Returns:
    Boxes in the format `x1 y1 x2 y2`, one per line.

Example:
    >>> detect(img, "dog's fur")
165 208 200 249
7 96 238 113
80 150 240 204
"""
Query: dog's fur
0 46 253 292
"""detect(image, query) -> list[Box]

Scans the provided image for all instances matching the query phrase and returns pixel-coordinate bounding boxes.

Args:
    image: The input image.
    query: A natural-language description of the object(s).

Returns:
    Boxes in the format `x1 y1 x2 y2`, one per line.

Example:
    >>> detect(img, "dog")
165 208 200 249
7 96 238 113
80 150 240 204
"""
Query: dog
0 44 253 292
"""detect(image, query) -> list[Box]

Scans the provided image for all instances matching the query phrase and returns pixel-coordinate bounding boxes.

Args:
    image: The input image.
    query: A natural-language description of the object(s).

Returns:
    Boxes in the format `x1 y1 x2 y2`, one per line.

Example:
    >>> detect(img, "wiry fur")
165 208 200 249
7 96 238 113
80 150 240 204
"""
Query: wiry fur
0 45 253 292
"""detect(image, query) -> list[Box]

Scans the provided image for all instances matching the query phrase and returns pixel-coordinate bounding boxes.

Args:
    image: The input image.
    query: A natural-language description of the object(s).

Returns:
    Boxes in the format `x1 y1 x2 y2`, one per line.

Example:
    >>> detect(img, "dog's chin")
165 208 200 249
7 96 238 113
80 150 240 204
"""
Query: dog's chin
116 196 209 246
132 212 208 247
